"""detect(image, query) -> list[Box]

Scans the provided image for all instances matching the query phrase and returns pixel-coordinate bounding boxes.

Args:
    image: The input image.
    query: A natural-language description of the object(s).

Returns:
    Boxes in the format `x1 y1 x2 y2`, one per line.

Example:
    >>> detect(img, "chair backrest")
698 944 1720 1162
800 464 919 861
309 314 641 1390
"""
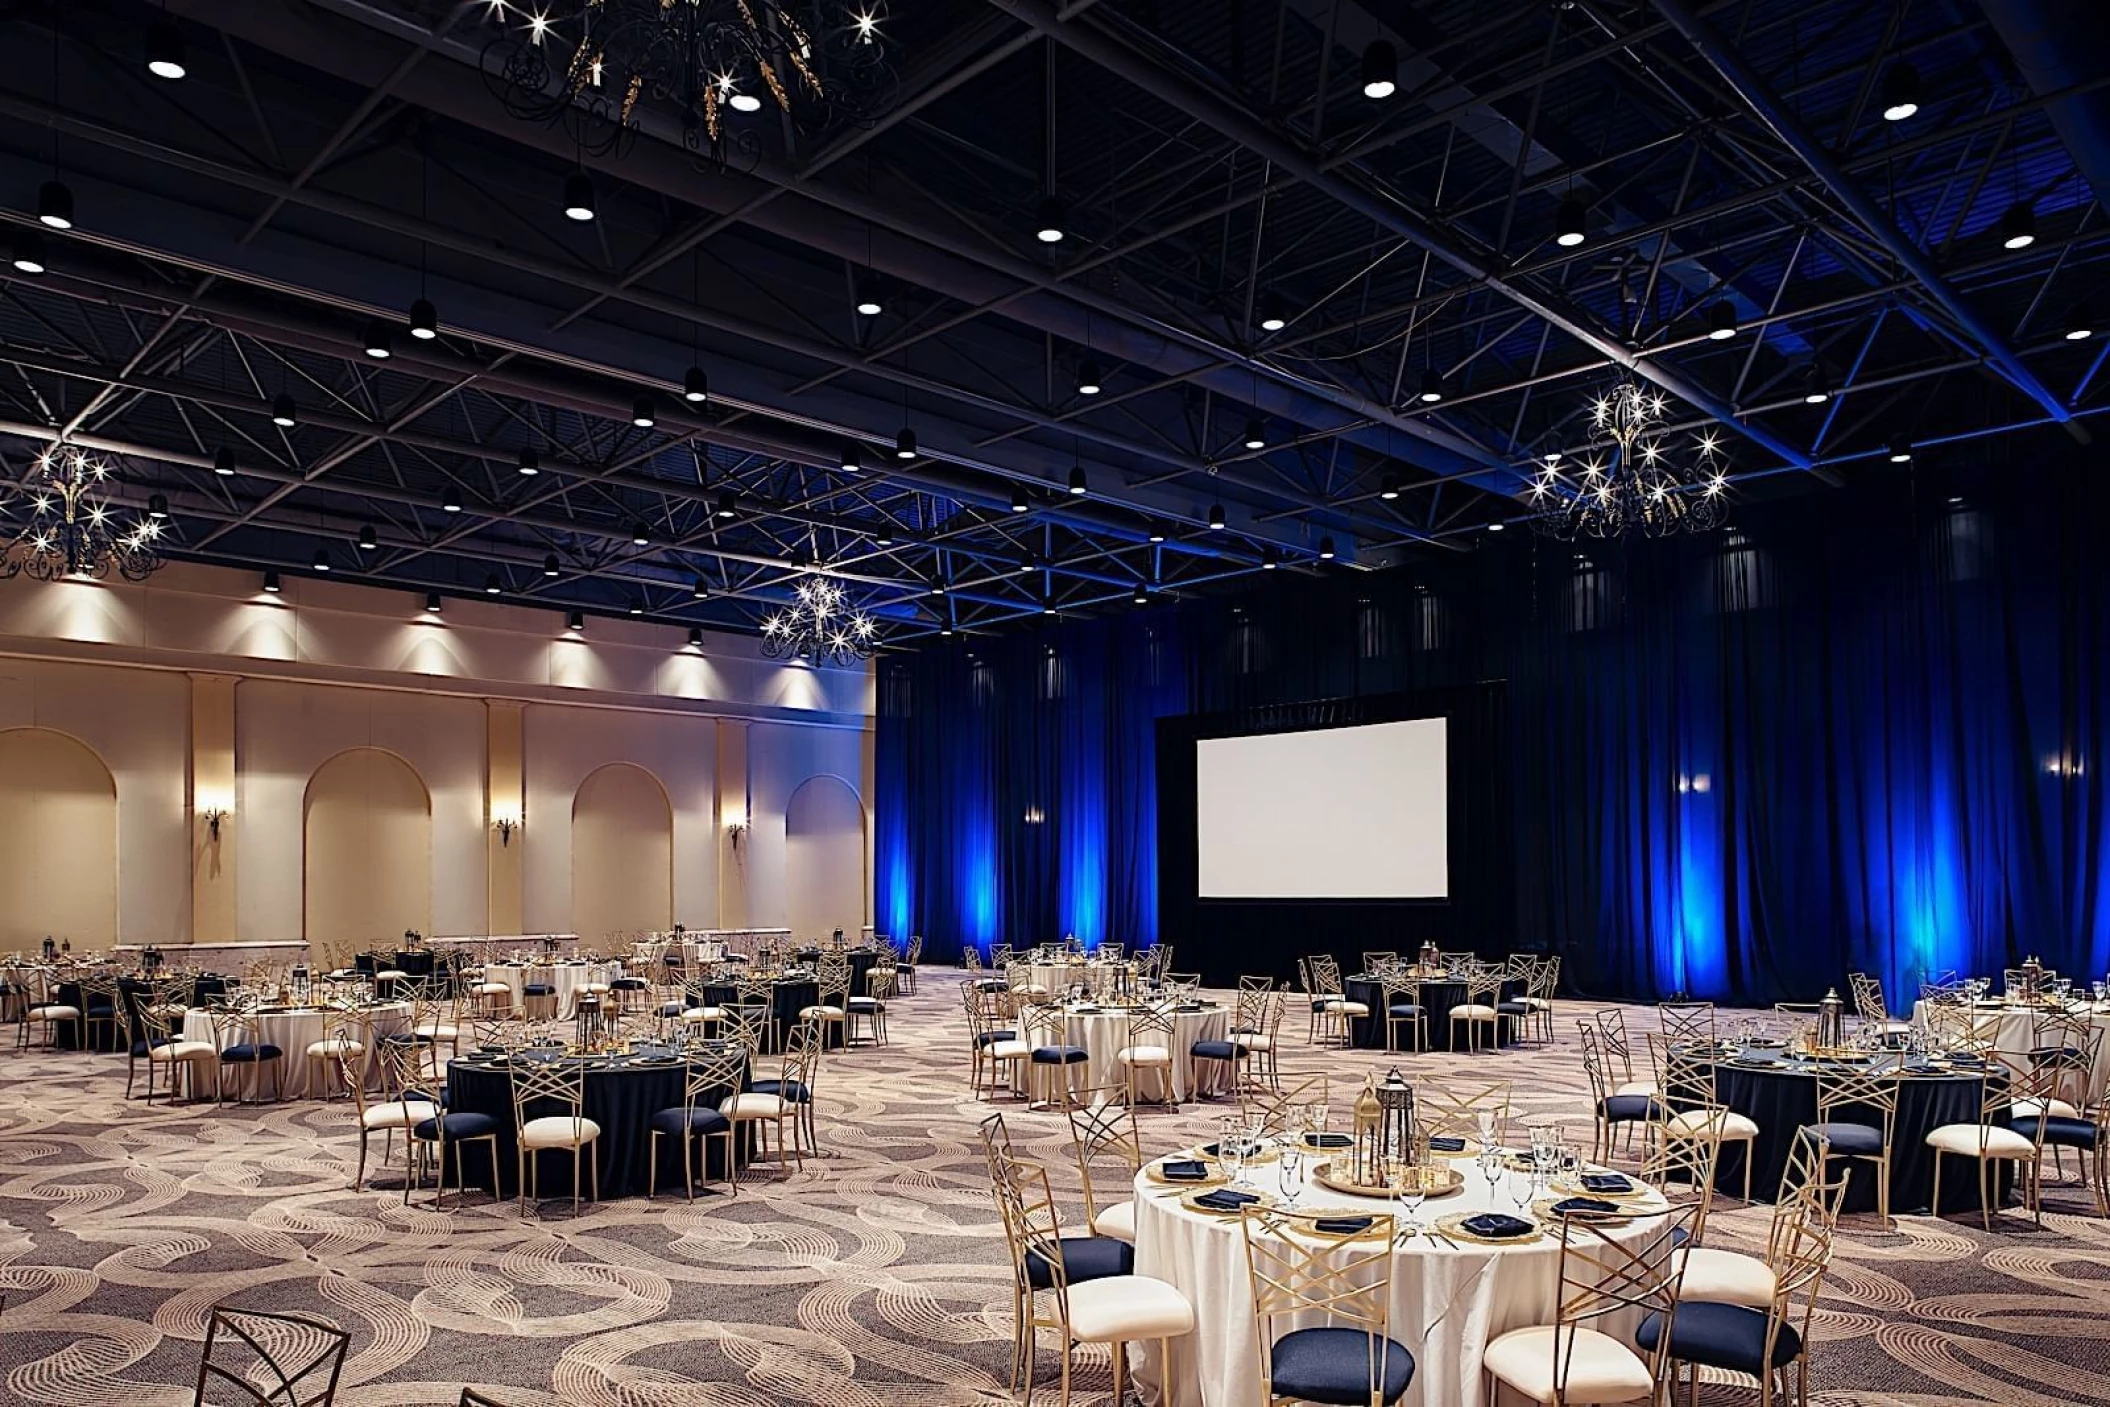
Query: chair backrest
1847 972 1891 1023
1575 1022 1615 1104
904 934 924 966
988 1156 1066 1311
1124 1001 1175 1048
1416 1076 1512 1144
682 1045 746 1113
1067 1086 1143 1225
1361 951 1398 973
813 953 851 1003
1593 1008 1637 1081
864 966 897 1003
192 1304 351 1407
961 946 984 973
1460 968 1501 1004
976 1109 1015 1183
1812 1066 1901 1145
1531 956 1562 1002
1643 1101 1721 1238
780 1018 822 1090
1240 1072 1331 1138
990 943 1014 969
1657 1000 1715 1042
1306 954 1343 994
1548 1207 1693 1400
507 1055 587 1135
1241 1205 1399 1402
2030 1008 2103 1112
1646 1032 1720 1109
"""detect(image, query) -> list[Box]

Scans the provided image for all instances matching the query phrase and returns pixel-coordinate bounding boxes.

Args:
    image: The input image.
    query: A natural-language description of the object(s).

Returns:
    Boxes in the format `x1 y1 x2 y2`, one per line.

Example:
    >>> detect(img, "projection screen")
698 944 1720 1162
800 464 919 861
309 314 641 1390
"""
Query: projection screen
1195 717 1448 899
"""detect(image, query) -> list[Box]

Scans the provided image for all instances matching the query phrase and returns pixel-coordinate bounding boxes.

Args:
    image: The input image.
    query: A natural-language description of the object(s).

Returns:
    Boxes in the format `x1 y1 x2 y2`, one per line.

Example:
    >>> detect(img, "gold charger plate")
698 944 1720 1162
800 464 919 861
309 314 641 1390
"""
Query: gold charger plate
1145 1159 1227 1189
1180 1188 1275 1216
1198 1140 1278 1166
1310 1159 1465 1199
1550 1170 1652 1201
1434 1210 1543 1246
1532 1196 1633 1226
1295 1134 1357 1157
1291 1212 1392 1243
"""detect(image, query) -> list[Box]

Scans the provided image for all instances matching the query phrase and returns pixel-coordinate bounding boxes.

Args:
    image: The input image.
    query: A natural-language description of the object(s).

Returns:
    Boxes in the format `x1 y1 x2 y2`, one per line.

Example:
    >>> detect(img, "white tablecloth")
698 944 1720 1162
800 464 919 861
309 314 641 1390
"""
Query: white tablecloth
1132 1158 1660 1407
1012 1004 1231 1101
1026 959 1136 995
484 962 621 1018
182 1002 411 1098
1911 999 2110 1101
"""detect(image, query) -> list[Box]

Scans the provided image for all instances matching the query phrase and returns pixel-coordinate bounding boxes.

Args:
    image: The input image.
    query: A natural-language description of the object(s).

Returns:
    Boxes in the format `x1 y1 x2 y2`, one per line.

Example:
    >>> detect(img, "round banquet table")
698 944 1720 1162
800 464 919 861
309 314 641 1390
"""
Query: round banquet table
793 946 880 996
1909 999 2110 1105
54 973 232 1052
444 1043 751 1199
483 961 621 1018
180 1001 410 1098
1133 1152 1665 1407
1344 976 1520 1053
1698 1044 2010 1214
1009 1001 1232 1101
698 976 840 1051
1024 959 1133 996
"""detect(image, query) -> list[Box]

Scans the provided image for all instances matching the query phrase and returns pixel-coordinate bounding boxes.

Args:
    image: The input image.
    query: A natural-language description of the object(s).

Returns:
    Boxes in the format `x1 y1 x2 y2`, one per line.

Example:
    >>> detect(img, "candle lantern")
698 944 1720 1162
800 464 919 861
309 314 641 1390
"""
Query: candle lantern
1815 988 1844 1049
575 993 606 1050
42 935 56 962
2021 955 2044 1002
1375 1068 1417 1180
1418 941 1441 974
1352 1078 1384 1186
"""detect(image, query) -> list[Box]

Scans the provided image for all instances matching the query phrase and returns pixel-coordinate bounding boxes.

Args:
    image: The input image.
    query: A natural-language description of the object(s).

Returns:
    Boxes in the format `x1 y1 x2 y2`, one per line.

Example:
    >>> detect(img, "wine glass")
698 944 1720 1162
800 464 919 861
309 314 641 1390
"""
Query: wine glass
1479 1148 1503 1203
1277 1146 1305 1209
1475 1109 1499 1154
1398 1161 1426 1236
1219 1116 1248 1187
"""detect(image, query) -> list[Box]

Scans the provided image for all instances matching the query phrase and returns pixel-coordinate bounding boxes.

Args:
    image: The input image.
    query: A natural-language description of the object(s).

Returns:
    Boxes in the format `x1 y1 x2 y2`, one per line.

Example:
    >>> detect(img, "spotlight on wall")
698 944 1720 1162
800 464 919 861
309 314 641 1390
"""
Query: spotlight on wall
688 626 704 647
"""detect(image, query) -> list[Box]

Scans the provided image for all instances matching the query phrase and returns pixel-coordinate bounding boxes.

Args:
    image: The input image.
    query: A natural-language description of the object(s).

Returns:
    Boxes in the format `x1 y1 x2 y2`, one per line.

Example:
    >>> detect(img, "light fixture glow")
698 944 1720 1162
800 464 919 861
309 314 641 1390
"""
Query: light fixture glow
1318 535 1336 560
9 232 48 275
312 547 331 573
1419 368 1444 403
2000 200 2037 250
408 297 438 340
262 570 281 593
517 446 540 475
146 18 187 80
683 366 709 403
1706 300 1738 340
563 171 597 222
358 524 377 551
543 552 560 577
1554 195 1587 248
484 574 502 595
1010 486 1030 513
631 394 657 428
1068 465 1088 495
271 393 298 427
1077 356 1103 396
362 320 393 359
1207 503 1226 530
1243 418 1266 451
1880 62 1921 122
895 427 918 460
37 180 74 230
1360 40 1397 100
1034 197 1066 244
213 447 236 477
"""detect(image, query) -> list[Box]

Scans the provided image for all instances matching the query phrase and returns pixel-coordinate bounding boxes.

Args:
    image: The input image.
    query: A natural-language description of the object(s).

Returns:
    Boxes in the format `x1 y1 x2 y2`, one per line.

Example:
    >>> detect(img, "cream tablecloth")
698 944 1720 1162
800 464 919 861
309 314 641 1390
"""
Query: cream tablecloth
1011 1003 1231 1102
1911 999 2110 1101
483 962 621 1019
1132 1156 1662 1407
182 1002 411 1098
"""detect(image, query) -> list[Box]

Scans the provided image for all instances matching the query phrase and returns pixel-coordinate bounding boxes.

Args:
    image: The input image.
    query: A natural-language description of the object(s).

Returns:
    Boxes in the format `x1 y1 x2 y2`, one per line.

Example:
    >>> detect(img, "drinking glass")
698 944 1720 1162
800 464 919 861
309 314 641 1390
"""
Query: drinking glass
1218 1117 1245 1186
1277 1147 1305 1208
1476 1109 1498 1153
1479 1149 1503 1202
1509 1168 1536 1212
1399 1162 1427 1236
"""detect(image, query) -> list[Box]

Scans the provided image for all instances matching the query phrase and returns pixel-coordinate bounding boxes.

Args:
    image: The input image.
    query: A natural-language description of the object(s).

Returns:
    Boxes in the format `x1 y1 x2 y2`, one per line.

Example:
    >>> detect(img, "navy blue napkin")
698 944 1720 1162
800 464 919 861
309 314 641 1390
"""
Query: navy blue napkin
1313 1216 1374 1234
1429 1135 1466 1152
1194 1188 1261 1211
1304 1132 1352 1148
1460 1213 1533 1239
1551 1197 1622 1217
1158 1159 1208 1181
1580 1172 1633 1193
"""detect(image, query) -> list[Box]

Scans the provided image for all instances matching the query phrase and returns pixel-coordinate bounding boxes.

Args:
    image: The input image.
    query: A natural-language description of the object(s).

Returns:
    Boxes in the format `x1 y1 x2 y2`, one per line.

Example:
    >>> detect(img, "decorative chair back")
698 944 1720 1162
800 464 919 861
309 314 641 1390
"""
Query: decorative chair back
1306 954 1344 995
975 1109 1016 1183
1647 1032 1720 1110
1643 1101 1722 1238
988 1155 1065 1311
1545 1209 1693 1401
962 946 985 974
1593 1009 1639 1085
903 934 925 968
863 965 897 1004
990 943 1014 970
1151 943 1174 979
1657 1001 1716 1043
1233 981 1275 1036
507 1055 589 1143
813 953 851 1006
1847 972 1892 1024
2030 1008 2102 1114
721 1002 772 1055
1240 1072 1329 1138
1361 951 1398 974
192 1305 352 1407
1531 956 1562 1004
682 1045 747 1119
1813 1066 1901 1150
1974 1051 2051 1158
1459 967 1502 1011
1417 1076 1512 1144
1066 1086 1144 1228
781 1017 822 1090
1924 1001 1996 1055
1240 1205 1399 1404
1124 1000 1175 1052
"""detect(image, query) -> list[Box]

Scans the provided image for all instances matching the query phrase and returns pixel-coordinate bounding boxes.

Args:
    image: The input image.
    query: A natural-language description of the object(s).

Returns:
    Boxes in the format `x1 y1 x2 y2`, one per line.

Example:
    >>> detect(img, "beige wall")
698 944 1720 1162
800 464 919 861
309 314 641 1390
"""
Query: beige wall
303 748 434 952
571 763 675 942
0 727 119 949
784 774 868 945
0 562 874 950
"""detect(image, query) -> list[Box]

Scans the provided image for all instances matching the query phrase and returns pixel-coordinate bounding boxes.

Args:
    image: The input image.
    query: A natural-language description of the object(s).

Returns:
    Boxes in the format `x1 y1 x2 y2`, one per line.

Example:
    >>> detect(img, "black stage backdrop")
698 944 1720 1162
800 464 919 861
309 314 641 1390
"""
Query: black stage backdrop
1154 687 1510 987
877 446 2110 1004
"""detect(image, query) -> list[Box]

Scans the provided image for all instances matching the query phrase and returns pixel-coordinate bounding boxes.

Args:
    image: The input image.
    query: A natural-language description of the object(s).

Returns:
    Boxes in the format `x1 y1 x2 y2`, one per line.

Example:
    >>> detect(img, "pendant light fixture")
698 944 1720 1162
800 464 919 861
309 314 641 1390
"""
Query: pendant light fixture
895 427 918 460
1705 301 1738 340
1360 40 1397 100
357 524 377 551
631 394 657 428
1880 62 1921 122
9 232 47 275
1419 368 1445 403
146 14 186 80
362 320 393 359
1243 418 1267 451
37 180 73 231
715 491 737 518
1034 197 1066 244
563 170 596 222
1068 465 1088 495
683 365 709 404
1554 195 1587 248
1257 294 1288 333
213 447 236 476
272 393 298 427
840 444 862 474
147 493 169 521
408 298 438 340
441 489 462 513
1010 486 1030 513
484 574 502 595
311 547 331 573
1999 200 2037 250
543 552 561 577
1207 503 1226 530
517 446 540 475
1077 355 1104 396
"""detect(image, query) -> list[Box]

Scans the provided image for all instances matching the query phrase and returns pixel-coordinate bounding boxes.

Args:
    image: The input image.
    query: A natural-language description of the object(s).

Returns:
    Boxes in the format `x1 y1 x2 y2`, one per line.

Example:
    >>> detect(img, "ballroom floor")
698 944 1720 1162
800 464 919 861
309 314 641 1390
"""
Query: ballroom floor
2 980 2107 1406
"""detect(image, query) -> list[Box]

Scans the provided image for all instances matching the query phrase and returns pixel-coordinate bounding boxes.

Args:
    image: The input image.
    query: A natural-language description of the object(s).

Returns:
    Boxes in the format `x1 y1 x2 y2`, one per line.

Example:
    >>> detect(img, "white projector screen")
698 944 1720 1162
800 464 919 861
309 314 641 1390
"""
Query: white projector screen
1195 717 1448 899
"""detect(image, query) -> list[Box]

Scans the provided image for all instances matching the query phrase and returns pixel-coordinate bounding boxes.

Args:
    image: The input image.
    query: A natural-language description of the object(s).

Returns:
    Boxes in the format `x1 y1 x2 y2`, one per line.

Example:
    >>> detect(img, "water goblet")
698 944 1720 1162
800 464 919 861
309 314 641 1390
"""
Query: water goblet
1509 1168 1536 1212
1475 1109 1498 1153
1218 1116 1244 1185
1277 1147 1305 1209
1399 1162 1427 1236
1479 1148 1503 1202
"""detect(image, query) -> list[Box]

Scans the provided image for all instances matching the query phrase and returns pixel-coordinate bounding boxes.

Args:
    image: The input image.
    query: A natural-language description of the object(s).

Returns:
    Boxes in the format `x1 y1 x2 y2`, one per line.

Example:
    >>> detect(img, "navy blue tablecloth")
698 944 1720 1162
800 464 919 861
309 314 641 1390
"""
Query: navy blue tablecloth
55 974 229 1052
792 948 879 996
699 978 840 1051
445 1047 750 1199
1344 977 1518 1052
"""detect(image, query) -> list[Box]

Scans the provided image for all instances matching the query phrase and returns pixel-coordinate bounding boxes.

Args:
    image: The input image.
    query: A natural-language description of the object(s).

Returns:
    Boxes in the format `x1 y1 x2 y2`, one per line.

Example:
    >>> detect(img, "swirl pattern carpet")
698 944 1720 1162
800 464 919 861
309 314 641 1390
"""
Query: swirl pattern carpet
3 983 2108 1405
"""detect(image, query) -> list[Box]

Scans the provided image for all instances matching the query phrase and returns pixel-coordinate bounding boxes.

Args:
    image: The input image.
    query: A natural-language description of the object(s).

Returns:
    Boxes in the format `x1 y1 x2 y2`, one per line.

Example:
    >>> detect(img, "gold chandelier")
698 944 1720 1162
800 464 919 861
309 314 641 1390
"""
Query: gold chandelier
1528 382 1729 540
2 444 167 582
760 574 878 664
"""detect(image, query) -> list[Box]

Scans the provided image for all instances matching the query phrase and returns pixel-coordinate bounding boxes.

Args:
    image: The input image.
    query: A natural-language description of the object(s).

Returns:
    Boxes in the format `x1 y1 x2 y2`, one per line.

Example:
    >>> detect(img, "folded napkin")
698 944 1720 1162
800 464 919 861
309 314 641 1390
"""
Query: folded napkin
1193 1188 1261 1211
1313 1215 1374 1234
1947 1052 1986 1065
1550 1197 1622 1217
1157 1159 1209 1181
1428 1135 1466 1152
1304 1132 1352 1148
1580 1172 1633 1193
1459 1213 1533 1239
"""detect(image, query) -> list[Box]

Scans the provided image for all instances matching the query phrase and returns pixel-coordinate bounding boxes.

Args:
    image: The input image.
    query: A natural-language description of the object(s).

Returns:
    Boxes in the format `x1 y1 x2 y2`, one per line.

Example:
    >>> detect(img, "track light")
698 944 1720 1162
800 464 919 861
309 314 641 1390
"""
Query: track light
1261 546 1280 570
1318 535 1337 560
1011 486 1030 513
1034 197 1066 244
895 427 918 460
441 490 461 513
1077 356 1104 396
484 574 502 595
9 232 47 275
1208 503 1226 530
517 446 540 475
1068 465 1088 495
630 523 651 547
358 524 377 551
568 611 584 631
1706 300 1738 341
1999 201 2037 250
692 577 708 599
715 491 737 518
1554 196 1587 248
683 365 709 404
1887 439 1914 463
213 446 236 477
1379 475 1402 501
408 297 438 340
688 626 703 647
312 548 331 573
37 180 73 231
262 570 281 594
628 599 644 616
425 592 442 614
563 171 596 222
853 273 884 317
1419 368 1444 403
1880 62 1921 123
840 444 862 473
1803 367 1832 404
1243 418 1267 451
1257 294 1288 333
147 493 169 521
543 552 560 577
146 17 187 80
1147 522 1167 543
271 393 298 427
1360 40 1397 100
631 394 656 428
362 320 393 359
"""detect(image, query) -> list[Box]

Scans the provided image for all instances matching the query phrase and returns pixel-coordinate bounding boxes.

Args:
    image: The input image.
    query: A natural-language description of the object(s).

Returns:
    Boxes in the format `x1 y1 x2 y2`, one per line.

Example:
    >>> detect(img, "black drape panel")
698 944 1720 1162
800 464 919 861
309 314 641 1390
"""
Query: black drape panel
879 449 2110 1003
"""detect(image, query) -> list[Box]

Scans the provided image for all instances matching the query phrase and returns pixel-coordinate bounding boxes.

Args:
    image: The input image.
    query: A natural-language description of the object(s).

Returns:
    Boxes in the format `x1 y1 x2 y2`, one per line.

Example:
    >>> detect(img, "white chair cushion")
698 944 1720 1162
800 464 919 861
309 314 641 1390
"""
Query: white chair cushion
520 1114 601 1149
801 1004 846 1019
150 1039 219 1063
474 982 512 996
1614 1079 1659 1098
720 1092 787 1120
1926 1122 2037 1158
1062 1274 1195 1343
1667 1108 1760 1140
374 970 408 981
1231 1033 1274 1051
1673 1247 1776 1307
1452 1004 1499 1020
1091 1199 1137 1244
585 982 612 993
680 1007 724 1023
2012 1098 2080 1120
987 1040 1031 1060
847 996 883 1008
362 1099 439 1130
1118 1045 1172 1066
28 1005 81 1021
1483 1323 1655 1403
1324 1000 1371 1016
1523 996 1552 1010
304 1038 365 1058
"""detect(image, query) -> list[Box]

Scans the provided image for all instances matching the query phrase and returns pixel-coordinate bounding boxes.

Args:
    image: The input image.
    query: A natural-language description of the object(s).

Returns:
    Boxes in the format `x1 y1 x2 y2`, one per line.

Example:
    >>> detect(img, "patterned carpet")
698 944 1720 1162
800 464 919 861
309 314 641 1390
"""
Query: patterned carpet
3 980 2110 1406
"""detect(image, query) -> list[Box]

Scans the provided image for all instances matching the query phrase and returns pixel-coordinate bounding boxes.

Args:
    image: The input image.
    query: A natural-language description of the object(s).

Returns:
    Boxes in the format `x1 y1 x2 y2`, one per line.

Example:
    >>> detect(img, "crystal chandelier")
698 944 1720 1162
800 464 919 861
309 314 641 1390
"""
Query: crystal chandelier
1528 382 1729 539
1 444 166 582
476 0 901 171
761 574 878 664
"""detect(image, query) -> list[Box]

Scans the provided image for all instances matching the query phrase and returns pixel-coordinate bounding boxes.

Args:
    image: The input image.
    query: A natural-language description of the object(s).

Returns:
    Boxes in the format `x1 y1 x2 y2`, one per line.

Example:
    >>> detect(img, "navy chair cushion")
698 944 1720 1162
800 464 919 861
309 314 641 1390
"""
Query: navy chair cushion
1801 1120 1885 1156
975 1029 1018 1048
219 1043 284 1062
382 1032 436 1046
751 1078 811 1103
522 983 556 996
611 977 650 990
1388 1003 1424 1018
1494 1000 1532 1016
649 1106 732 1136
1601 1093 1665 1121
129 1038 175 1058
1030 1045 1088 1064
1638 1302 1800 1375
1024 1235 1133 1290
1191 1039 1247 1061
2017 1113 2098 1147
1268 1326 1415 1405
657 1001 687 1018
414 1111 500 1141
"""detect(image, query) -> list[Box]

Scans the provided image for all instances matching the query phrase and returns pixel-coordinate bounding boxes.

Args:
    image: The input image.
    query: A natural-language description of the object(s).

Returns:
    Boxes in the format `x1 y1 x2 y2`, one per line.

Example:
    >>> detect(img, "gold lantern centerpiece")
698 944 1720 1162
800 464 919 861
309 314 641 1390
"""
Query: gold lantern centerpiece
1349 1069 1420 1189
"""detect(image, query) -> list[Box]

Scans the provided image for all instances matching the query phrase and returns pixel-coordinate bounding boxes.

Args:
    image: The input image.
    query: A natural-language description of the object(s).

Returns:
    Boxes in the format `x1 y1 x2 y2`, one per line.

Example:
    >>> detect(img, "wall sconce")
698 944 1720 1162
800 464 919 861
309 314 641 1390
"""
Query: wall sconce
725 815 751 850
492 809 522 846
201 806 230 840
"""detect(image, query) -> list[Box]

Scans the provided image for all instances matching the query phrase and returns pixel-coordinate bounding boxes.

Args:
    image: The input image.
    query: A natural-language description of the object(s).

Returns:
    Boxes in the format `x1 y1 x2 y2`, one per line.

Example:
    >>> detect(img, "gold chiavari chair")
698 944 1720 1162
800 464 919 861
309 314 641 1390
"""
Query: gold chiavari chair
754 1014 824 1156
1577 1022 1655 1164
1115 1001 1177 1108
347 1039 439 1191
1066 1085 1143 1245
1447 966 1507 1053
1382 978 1428 1053
1483 1204 1695 1407
734 975 780 1051
1848 972 1912 1035
403 1048 499 1210
507 1054 601 1216
1800 1065 1901 1227
1239 1072 1330 1140
1233 988 1287 1087
648 1044 746 1200
1417 1076 1512 1151
1522 955 1562 1045
1642 1094 1723 1240
1929 1050 2049 1228
208 1006 288 1105
1242 1204 1414 1405
1657 1000 1716 1044
123 978 191 1101
193 1304 351 1407
1361 951 1399 973
2028 1007 2100 1118
138 991 218 1104
846 964 894 1047
1647 1032 1760 1201
1593 1009 1657 1096
966 984 1028 1100
304 1004 369 1101
1674 1130 1831 1309
721 1020 811 1178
